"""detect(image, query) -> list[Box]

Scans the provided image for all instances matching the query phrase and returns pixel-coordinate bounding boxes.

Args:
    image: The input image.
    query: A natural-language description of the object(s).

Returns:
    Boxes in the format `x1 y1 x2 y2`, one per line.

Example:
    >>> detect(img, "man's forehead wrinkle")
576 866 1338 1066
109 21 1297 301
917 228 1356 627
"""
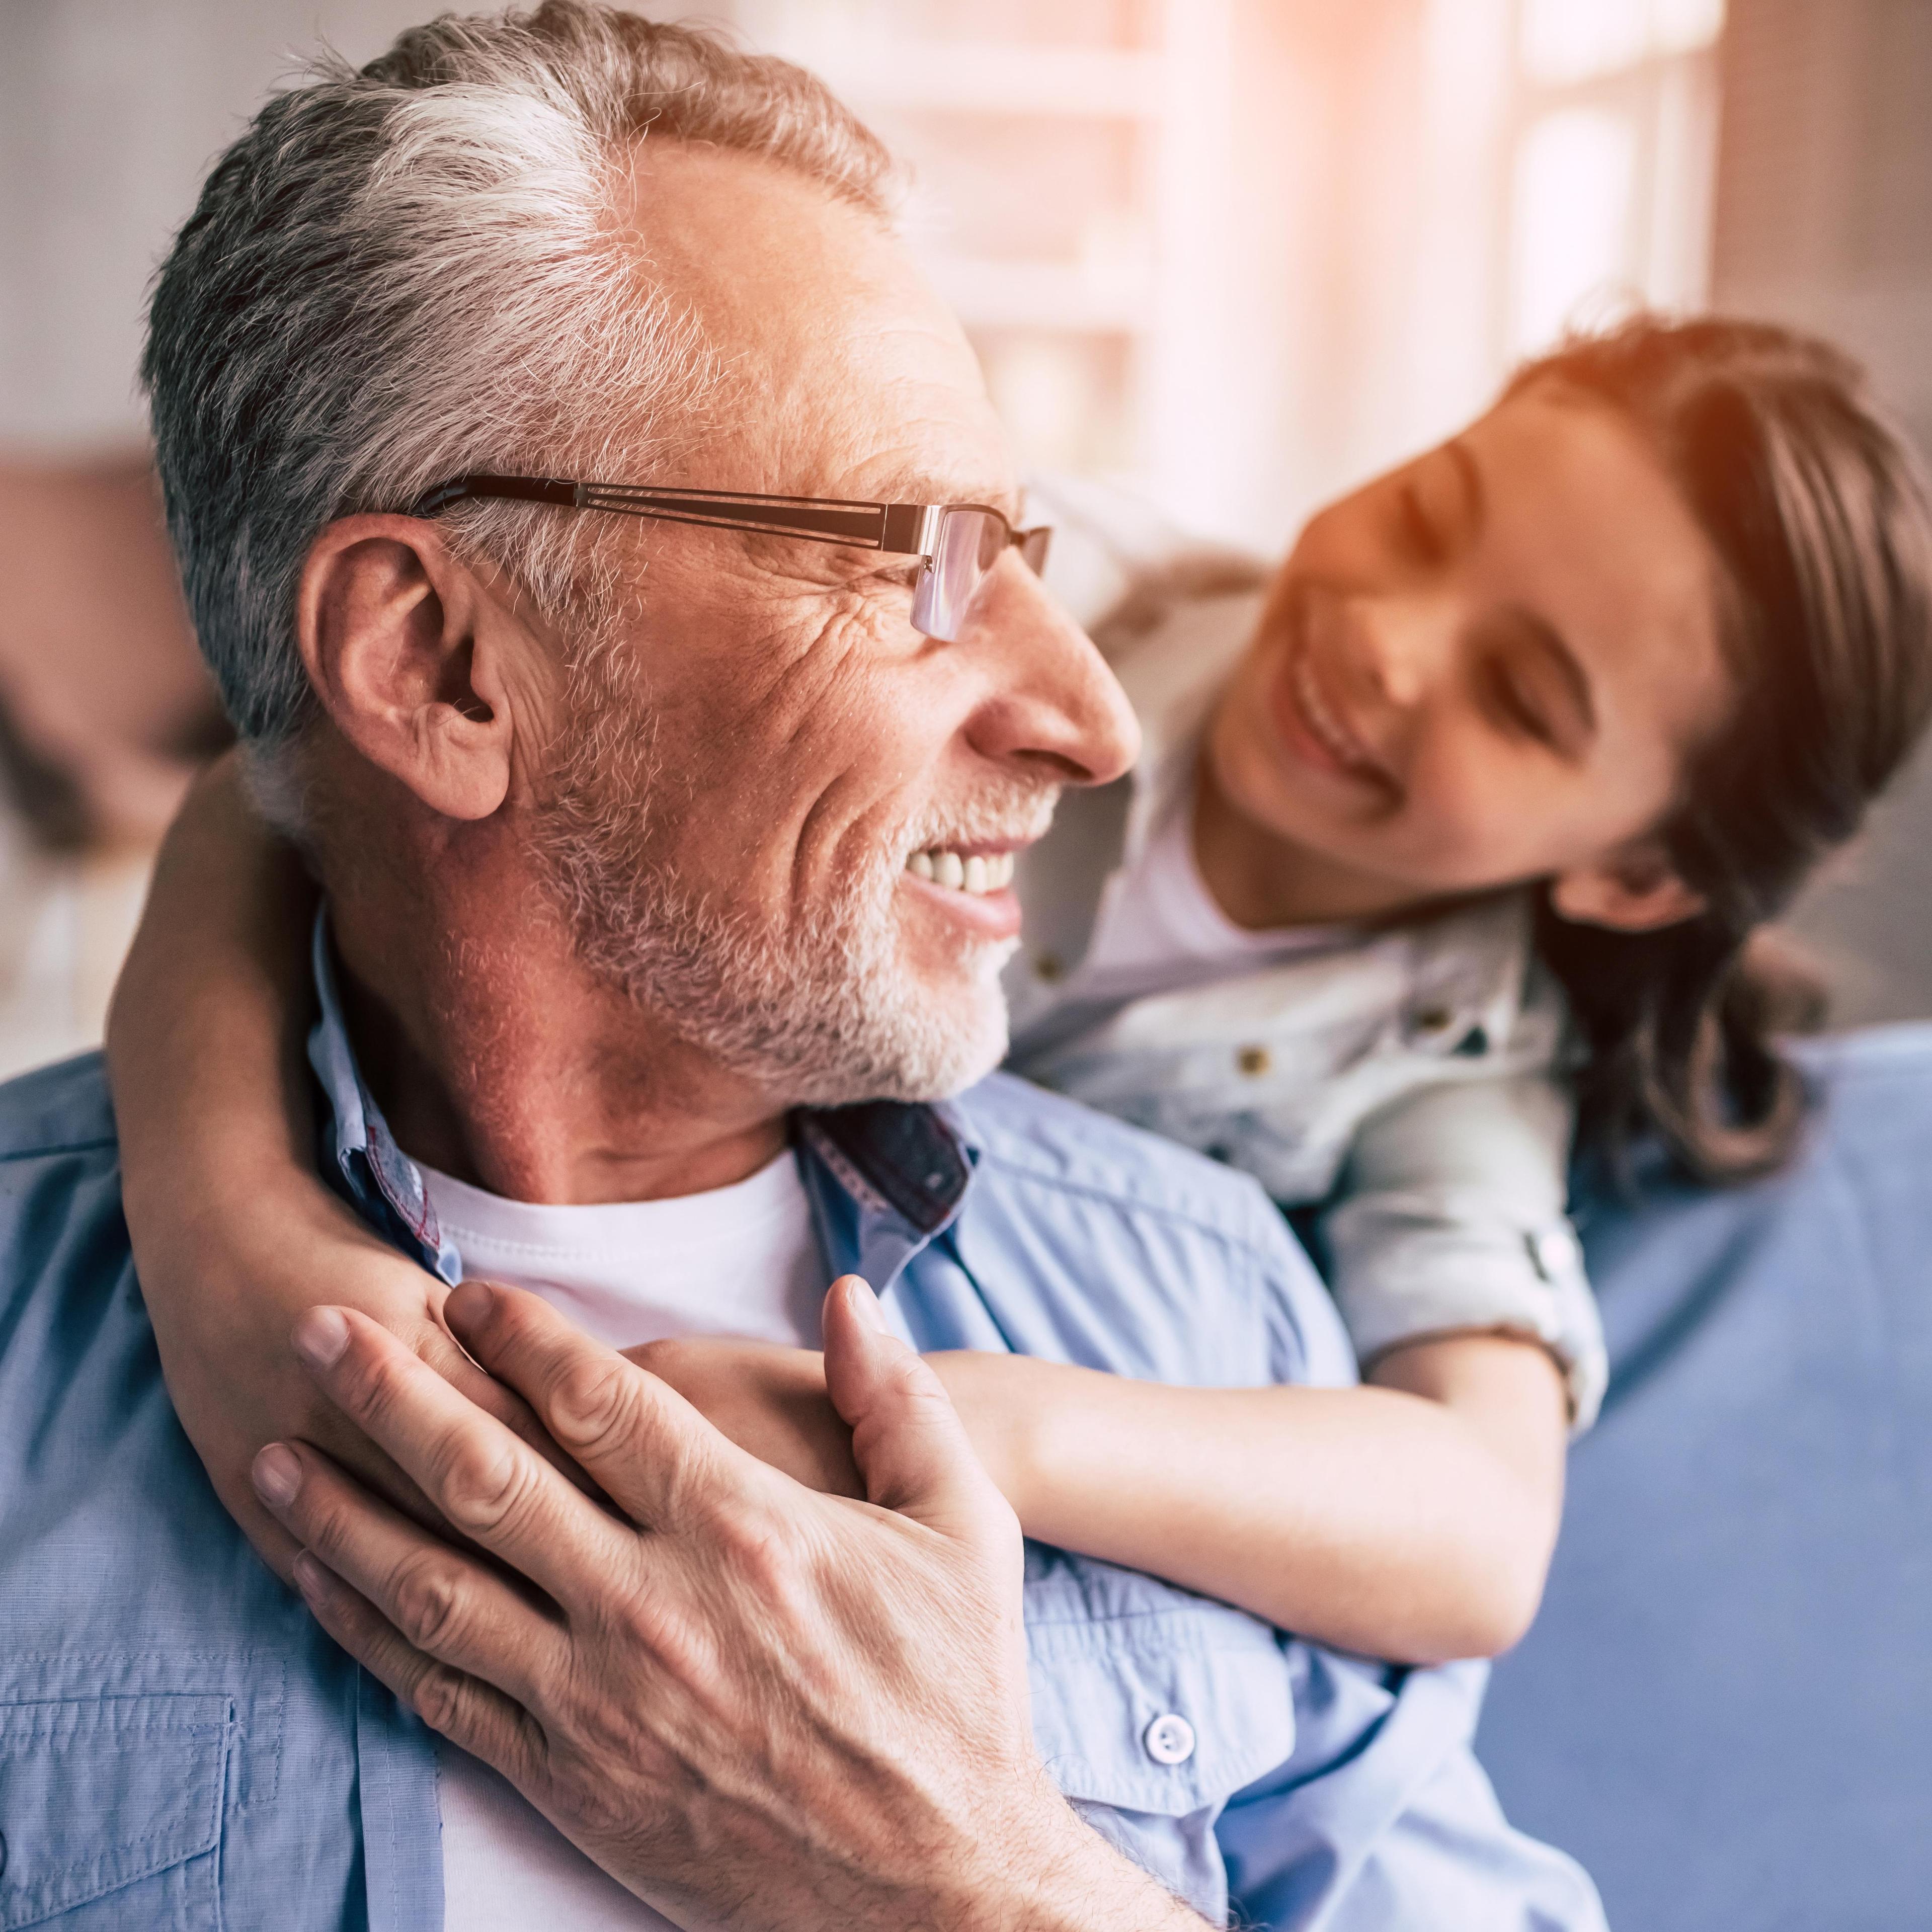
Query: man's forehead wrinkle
604 140 1011 514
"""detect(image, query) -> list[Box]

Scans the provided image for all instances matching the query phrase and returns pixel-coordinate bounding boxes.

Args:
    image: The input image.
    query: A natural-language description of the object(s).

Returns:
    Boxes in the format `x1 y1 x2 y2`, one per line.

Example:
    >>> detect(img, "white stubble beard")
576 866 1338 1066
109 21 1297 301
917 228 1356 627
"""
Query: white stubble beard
531 658 1054 1106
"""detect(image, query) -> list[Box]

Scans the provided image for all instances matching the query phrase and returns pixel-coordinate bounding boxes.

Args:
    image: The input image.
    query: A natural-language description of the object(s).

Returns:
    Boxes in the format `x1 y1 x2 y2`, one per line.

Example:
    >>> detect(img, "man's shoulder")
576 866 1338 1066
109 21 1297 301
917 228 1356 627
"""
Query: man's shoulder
951 1070 1289 1260
0 1053 125 1337
937 1075 1355 1389
0 1050 118 1163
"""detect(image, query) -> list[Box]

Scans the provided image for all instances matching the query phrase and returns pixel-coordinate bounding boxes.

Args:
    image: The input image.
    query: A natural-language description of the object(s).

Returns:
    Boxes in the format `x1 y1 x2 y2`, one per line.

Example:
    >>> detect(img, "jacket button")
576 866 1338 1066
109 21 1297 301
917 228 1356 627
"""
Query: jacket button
1412 1004 1455 1033
1236 1045 1271 1077
1144 1711 1195 1764
1034 952 1065 983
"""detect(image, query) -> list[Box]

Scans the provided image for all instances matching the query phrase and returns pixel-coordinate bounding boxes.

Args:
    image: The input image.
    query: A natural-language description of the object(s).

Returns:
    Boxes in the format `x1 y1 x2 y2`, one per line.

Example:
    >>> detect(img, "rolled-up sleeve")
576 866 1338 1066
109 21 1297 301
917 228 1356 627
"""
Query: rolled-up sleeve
1322 1070 1607 1432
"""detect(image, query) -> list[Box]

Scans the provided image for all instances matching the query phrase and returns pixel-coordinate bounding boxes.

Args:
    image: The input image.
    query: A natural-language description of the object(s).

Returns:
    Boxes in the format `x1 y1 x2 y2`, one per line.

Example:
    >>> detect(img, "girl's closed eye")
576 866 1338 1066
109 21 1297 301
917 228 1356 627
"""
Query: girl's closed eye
1398 479 1444 567
1482 658 1554 746
1477 614 1596 760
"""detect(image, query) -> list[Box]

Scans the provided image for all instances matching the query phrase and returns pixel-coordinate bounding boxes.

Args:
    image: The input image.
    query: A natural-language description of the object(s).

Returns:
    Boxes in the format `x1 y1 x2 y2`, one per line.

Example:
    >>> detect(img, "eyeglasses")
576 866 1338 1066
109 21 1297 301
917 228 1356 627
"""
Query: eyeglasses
407 473 1053 644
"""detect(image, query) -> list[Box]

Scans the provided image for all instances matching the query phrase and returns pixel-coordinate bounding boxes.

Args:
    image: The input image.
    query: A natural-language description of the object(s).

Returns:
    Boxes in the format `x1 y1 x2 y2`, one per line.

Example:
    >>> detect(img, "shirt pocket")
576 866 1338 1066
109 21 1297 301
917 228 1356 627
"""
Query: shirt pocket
0 1695 230 1930
1024 1553 1298 1923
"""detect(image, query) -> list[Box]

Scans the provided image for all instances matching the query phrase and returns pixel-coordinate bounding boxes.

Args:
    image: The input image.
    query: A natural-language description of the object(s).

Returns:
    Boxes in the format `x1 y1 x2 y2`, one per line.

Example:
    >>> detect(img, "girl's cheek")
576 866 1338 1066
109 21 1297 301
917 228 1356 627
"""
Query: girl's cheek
1402 748 1552 881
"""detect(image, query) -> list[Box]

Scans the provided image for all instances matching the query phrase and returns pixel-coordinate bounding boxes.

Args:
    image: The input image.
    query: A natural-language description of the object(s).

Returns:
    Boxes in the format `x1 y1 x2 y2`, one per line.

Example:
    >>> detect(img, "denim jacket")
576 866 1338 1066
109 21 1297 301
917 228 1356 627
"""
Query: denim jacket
0 942 1603 1928
1004 586 1606 1428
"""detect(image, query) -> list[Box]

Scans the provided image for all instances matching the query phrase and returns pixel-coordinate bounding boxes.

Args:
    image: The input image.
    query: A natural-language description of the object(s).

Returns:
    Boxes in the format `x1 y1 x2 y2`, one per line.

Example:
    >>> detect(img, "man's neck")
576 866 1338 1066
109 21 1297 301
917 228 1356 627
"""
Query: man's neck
326 853 787 1208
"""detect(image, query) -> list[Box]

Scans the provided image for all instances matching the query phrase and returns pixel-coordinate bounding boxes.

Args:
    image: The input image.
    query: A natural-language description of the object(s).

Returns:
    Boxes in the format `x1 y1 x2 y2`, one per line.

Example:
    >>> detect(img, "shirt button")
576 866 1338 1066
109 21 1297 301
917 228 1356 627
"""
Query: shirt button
1236 1044 1271 1077
1143 1712 1196 1765
1530 1224 1581 1280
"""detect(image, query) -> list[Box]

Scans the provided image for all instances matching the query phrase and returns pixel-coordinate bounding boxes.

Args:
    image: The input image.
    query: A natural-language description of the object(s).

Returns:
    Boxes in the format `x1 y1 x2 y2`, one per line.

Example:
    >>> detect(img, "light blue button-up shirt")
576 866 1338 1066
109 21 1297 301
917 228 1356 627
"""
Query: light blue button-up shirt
0 932 1604 1929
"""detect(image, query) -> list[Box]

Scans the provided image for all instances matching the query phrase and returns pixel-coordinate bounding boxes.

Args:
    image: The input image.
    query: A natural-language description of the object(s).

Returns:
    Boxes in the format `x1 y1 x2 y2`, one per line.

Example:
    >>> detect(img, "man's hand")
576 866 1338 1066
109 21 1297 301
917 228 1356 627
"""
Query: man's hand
250 1274 1206 1932
621 1335 863 1497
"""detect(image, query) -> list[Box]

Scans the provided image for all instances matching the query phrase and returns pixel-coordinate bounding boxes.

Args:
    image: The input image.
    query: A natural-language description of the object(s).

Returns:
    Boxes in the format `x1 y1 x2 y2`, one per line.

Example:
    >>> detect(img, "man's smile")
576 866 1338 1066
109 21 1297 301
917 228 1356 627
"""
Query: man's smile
901 842 1025 940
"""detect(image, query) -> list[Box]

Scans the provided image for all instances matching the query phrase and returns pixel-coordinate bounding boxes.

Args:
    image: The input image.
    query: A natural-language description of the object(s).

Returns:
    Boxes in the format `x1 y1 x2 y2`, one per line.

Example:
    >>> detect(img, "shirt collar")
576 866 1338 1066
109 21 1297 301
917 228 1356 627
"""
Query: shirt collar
304 909 978 1299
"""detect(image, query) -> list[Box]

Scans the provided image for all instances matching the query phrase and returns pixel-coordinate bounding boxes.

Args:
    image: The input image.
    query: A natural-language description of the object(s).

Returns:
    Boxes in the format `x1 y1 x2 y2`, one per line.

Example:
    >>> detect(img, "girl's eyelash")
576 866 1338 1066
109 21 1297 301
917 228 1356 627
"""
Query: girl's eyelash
1489 664 1553 743
1399 482 1442 563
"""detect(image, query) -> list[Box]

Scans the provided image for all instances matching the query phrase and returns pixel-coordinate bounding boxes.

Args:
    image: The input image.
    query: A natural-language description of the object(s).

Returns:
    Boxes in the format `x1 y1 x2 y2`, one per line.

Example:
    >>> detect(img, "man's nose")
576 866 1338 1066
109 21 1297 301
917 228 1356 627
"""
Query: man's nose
962 561 1141 787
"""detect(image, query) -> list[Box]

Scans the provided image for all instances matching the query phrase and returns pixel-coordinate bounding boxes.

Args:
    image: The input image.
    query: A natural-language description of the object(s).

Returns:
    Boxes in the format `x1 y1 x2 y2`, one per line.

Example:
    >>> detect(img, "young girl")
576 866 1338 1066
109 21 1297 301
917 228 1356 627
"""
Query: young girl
107 314 1932 1671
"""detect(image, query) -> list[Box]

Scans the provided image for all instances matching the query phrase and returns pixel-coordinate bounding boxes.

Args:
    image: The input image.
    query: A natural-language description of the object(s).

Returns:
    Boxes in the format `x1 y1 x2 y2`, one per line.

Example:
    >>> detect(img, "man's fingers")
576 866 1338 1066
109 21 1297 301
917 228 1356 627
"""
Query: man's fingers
289 1305 632 1601
821 1275 1010 1536
290 1548 545 1784
415 1302 597 1498
442 1280 764 1532
252 1438 563 1705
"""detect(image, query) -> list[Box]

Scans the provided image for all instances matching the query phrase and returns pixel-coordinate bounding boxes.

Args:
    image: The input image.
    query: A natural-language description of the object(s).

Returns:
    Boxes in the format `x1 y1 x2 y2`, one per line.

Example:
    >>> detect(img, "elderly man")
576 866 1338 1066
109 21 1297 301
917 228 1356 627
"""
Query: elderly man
0 8 1602 1929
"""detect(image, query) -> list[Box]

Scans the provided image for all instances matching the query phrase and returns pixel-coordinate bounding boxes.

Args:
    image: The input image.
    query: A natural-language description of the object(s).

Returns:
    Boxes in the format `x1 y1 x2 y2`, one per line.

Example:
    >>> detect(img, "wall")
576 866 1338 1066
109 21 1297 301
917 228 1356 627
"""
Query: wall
1713 0 1932 1020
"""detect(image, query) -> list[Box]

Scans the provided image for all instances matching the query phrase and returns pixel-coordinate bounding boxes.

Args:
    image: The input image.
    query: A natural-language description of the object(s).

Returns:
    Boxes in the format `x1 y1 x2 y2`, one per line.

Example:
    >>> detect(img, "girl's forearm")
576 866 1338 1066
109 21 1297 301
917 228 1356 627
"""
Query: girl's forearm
927 1338 1567 1665
105 758 468 1573
109 754 321 1227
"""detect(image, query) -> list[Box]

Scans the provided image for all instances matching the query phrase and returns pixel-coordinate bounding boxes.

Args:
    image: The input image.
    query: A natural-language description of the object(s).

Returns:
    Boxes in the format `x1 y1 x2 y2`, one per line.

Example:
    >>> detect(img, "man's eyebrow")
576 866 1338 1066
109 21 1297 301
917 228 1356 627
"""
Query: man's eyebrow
1513 604 1598 736
873 470 1021 521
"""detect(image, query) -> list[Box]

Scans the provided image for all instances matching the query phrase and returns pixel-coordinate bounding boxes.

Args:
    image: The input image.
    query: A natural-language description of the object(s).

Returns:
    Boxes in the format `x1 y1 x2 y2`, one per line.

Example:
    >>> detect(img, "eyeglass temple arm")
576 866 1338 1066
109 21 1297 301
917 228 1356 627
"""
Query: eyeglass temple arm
408 474 946 556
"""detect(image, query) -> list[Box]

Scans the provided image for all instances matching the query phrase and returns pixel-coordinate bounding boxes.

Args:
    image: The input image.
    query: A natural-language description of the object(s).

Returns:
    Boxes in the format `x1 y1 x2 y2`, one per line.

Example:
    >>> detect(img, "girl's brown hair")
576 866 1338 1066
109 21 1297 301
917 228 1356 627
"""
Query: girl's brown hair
1513 316 1932 1179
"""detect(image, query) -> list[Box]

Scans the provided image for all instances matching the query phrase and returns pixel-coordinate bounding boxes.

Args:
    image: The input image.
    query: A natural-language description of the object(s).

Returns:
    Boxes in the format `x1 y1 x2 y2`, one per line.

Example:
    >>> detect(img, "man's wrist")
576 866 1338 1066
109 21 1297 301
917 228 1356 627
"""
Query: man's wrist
920 1777 1208 1932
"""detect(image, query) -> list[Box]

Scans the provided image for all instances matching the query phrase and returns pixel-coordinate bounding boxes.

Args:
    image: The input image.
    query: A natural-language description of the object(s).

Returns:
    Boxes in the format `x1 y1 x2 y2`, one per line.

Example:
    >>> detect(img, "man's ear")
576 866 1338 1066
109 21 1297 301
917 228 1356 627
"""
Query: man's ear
295 515 526 822
1550 840 1707 933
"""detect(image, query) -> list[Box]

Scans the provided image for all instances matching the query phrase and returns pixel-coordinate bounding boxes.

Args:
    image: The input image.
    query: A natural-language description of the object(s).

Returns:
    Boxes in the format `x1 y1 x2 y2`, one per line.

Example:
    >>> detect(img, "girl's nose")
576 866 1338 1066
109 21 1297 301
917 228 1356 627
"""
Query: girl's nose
1351 594 1431 709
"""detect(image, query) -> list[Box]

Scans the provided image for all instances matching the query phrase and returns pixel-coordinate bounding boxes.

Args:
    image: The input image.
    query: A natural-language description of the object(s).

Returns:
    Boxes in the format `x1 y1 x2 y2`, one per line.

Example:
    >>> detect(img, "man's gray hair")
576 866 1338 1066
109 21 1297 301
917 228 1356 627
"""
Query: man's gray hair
142 1 898 749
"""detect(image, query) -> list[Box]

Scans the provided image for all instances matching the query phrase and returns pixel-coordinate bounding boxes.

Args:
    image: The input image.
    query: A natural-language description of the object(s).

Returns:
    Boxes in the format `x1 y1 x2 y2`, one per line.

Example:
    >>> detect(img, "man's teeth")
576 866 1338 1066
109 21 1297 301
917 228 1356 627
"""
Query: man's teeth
906 849 1015 894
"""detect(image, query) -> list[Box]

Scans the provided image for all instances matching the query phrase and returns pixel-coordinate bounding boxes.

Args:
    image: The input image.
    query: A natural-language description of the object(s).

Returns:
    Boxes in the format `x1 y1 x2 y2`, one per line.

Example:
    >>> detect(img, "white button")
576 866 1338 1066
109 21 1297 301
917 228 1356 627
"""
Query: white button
1143 1712 1195 1765
1530 1224 1581 1281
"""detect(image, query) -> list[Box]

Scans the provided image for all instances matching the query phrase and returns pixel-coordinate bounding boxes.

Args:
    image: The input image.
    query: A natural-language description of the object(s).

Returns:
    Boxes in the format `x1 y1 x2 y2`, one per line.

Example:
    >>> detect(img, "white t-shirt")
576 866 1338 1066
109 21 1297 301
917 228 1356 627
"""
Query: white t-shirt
417 1146 825 1931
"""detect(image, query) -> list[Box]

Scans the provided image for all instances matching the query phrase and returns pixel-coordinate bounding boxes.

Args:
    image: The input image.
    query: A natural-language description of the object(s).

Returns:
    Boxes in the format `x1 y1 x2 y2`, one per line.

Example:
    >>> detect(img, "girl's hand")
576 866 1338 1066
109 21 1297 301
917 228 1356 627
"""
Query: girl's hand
622 1336 863 1498
140 1188 566 1579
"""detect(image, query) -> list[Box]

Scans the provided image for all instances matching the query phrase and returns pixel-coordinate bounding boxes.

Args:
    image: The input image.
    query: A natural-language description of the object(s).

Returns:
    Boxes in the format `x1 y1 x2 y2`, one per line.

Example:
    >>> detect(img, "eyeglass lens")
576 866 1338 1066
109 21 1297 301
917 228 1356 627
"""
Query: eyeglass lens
910 510 1054 642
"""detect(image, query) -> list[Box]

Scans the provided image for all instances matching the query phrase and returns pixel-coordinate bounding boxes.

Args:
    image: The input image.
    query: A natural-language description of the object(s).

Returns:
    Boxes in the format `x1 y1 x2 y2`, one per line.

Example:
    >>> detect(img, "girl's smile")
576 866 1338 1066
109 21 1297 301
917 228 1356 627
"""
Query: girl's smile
1199 380 1733 934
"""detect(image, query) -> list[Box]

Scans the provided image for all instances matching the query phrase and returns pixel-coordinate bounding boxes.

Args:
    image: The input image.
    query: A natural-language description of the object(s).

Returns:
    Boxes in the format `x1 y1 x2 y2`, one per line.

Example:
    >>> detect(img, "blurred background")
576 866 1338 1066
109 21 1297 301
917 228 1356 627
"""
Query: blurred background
3 0 1930 1077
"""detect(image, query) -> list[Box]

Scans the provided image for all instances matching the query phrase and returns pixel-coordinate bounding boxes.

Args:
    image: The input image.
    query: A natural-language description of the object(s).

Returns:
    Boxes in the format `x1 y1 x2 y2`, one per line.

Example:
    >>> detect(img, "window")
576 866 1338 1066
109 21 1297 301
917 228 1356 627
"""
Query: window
1506 0 1727 355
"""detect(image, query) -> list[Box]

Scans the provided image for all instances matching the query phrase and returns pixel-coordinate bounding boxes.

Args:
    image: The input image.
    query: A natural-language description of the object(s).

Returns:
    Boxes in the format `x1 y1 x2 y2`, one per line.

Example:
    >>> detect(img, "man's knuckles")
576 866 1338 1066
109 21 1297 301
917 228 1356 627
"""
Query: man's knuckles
327 1320 429 1435
386 1544 487 1657
544 1352 656 1459
430 1429 544 1539
407 1656 498 1749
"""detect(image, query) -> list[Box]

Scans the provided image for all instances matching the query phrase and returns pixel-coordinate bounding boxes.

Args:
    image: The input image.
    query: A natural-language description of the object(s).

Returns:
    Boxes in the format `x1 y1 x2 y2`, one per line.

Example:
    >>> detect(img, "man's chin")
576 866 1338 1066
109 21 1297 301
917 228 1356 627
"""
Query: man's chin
784 968 1010 1110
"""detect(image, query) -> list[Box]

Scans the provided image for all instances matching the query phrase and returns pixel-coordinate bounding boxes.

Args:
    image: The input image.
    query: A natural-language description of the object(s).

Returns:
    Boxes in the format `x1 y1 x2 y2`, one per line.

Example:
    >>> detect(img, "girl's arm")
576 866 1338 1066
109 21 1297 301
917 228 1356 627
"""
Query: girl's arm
628 1330 1564 1663
930 1336 1566 1664
110 766 1565 1659
106 757 542 1578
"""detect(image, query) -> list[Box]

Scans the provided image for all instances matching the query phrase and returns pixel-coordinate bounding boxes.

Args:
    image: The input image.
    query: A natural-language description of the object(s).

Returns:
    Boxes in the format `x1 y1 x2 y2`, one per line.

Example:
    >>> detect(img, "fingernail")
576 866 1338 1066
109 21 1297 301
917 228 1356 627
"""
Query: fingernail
445 1279 495 1329
841 1275 887 1333
291 1551 329 1599
293 1306 352 1371
252 1442 302 1508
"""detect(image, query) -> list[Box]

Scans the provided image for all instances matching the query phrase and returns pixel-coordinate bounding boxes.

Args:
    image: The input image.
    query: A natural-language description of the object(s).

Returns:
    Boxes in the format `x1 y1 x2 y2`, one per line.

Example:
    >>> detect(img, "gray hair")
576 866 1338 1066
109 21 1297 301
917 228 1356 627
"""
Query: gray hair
141 2 899 751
